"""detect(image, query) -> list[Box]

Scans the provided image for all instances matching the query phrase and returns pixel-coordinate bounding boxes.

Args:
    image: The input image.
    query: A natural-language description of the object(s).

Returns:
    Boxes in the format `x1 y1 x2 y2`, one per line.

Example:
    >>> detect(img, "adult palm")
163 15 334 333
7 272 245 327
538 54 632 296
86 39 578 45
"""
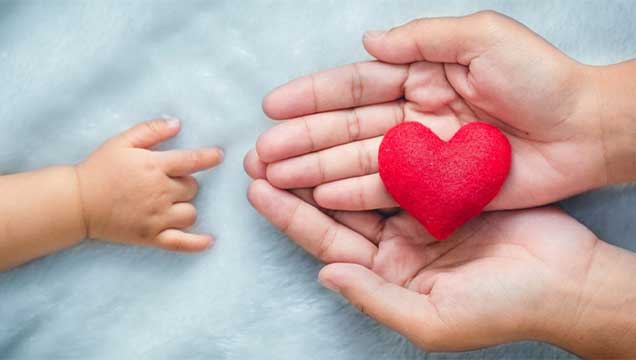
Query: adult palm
255 11 607 211
245 178 598 351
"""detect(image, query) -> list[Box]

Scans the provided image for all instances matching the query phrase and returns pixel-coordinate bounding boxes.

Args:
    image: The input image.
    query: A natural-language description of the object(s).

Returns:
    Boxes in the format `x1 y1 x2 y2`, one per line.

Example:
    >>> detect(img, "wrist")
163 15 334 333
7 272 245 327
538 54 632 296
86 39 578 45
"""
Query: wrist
71 164 90 240
543 240 636 358
584 60 636 185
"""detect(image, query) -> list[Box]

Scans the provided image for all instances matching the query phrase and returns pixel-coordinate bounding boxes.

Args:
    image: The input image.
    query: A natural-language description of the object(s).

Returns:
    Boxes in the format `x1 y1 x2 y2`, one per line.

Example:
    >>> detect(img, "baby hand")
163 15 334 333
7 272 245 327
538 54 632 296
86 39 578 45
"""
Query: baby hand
75 118 223 252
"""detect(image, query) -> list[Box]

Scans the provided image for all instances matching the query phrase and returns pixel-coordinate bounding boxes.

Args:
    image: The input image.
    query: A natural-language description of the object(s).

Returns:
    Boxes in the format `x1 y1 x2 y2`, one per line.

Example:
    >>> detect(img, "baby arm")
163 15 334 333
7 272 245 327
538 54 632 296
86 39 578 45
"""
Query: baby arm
0 166 86 270
0 118 223 271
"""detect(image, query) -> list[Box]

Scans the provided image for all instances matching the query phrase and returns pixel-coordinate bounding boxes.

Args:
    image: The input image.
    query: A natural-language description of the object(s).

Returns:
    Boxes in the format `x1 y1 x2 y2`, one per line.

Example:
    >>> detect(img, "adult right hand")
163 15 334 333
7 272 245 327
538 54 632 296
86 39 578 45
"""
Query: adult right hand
255 11 636 212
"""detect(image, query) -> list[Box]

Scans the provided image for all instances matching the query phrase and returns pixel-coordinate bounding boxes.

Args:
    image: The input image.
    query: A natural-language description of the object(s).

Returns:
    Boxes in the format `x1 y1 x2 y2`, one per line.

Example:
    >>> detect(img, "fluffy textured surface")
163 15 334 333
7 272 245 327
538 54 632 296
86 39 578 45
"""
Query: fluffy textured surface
0 1 634 359
379 122 511 240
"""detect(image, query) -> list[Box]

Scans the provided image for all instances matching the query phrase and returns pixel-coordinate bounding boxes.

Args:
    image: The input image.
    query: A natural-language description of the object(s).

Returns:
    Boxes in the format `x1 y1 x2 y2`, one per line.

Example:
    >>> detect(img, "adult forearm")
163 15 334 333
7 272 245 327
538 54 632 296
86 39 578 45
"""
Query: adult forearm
0 166 86 271
592 60 636 184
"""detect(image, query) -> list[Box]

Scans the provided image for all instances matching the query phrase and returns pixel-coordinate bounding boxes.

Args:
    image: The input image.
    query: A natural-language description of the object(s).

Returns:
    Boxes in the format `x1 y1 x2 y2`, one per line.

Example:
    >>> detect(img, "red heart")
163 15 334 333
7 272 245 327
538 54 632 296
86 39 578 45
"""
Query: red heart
378 121 511 240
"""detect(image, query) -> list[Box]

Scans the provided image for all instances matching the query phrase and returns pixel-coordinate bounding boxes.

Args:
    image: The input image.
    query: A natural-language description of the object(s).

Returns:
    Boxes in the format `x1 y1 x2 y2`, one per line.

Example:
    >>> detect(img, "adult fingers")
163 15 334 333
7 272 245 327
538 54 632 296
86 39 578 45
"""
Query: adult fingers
247 179 377 267
243 148 267 179
363 11 512 65
262 61 408 120
290 188 385 245
266 136 381 189
314 173 398 211
319 263 444 348
256 101 403 163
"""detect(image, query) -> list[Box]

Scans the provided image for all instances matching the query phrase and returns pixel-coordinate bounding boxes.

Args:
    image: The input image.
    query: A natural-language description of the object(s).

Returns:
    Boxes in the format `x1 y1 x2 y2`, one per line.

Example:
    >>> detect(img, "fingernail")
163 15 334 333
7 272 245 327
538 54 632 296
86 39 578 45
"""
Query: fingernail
206 236 215 249
216 148 225 161
364 30 386 39
319 278 340 294
164 116 180 129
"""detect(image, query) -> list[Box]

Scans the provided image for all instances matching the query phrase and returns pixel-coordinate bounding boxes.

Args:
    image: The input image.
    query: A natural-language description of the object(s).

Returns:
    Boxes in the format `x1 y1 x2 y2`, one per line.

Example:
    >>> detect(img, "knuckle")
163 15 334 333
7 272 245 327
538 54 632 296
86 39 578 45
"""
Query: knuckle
355 176 368 209
143 158 160 173
188 150 204 167
473 10 504 28
162 238 185 252
303 117 318 152
280 202 301 234
411 18 428 28
351 300 368 316
136 223 154 241
349 63 364 106
314 152 326 183
408 18 432 34
148 204 161 217
346 108 362 142
355 140 373 174
186 177 199 195
156 185 172 203
186 207 198 225
315 226 338 261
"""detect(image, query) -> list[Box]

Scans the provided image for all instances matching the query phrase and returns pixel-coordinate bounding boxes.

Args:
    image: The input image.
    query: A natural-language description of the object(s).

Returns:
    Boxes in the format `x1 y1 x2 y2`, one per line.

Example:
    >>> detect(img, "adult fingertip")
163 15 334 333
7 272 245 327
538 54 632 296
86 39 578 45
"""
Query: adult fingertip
312 184 339 209
262 90 288 120
243 148 267 179
318 264 347 294
263 162 287 188
261 92 276 118
362 29 388 60
255 131 273 163
246 179 269 206
318 271 341 294
319 263 371 295
363 30 387 40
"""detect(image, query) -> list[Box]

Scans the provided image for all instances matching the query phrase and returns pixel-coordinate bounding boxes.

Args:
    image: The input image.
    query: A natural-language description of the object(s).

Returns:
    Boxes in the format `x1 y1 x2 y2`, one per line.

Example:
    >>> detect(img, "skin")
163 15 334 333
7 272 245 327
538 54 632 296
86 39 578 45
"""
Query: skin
0 118 223 271
245 177 636 358
255 11 636 211
245 10 636 358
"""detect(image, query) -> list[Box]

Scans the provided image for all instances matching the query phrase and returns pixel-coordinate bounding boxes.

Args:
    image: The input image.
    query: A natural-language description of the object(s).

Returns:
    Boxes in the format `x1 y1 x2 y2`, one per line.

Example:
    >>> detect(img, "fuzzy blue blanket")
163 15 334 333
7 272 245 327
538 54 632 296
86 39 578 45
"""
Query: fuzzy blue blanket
0 1 634 358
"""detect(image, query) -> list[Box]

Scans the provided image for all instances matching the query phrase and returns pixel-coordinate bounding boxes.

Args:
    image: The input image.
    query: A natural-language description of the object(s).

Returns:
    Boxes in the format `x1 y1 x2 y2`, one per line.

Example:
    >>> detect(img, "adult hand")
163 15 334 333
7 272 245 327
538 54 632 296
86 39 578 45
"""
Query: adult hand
245 176 636 358
254 11 636 211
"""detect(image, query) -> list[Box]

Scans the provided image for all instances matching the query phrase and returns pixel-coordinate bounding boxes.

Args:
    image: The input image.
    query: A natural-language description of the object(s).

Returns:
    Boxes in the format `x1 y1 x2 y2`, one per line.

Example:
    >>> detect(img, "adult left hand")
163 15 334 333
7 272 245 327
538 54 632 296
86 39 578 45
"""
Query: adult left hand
243 166 634 356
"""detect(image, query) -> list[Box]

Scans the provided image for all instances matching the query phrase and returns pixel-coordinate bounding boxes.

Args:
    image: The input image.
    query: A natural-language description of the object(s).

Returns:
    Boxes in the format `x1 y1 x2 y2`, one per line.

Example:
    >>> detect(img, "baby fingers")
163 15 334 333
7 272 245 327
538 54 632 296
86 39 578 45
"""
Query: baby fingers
160 147 224 176
165 202 198 229
171 176 199 202
154 229 212 252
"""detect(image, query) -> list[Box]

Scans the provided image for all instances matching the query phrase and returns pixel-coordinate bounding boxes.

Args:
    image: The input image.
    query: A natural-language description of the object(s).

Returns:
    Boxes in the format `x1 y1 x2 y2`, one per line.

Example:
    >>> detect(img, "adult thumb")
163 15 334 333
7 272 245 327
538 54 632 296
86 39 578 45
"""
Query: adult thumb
362 11 513 65
318 263 443 347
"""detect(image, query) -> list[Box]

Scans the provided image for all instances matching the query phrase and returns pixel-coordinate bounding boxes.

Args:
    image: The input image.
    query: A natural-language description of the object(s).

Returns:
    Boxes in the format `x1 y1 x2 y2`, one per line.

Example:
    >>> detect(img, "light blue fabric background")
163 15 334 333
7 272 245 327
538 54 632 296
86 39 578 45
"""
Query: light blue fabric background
0 1 634 359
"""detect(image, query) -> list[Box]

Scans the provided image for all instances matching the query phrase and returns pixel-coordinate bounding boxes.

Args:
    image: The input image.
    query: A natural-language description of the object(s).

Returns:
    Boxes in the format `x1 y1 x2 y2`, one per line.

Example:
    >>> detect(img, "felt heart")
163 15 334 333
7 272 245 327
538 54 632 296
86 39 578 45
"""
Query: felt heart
378 121 511 240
